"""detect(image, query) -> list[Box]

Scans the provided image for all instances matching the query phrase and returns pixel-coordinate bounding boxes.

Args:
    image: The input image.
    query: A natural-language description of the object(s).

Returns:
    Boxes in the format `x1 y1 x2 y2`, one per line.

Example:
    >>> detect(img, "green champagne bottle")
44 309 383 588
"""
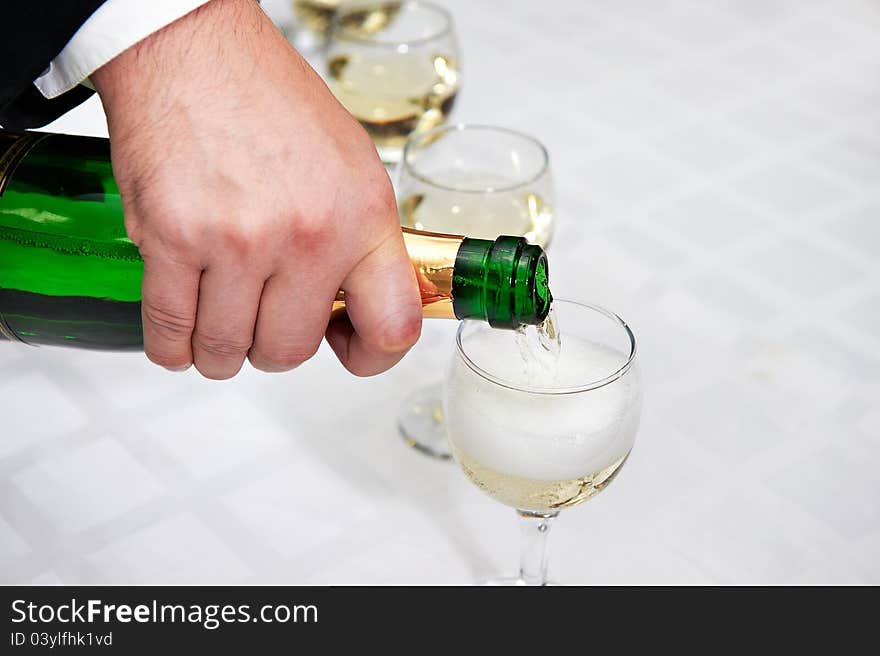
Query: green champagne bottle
0 130 552 350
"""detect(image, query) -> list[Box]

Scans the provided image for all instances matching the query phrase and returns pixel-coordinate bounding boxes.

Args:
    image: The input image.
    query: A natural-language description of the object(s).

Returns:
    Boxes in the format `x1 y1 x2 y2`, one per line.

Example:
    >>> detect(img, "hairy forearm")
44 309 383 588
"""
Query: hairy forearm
91 0 267 126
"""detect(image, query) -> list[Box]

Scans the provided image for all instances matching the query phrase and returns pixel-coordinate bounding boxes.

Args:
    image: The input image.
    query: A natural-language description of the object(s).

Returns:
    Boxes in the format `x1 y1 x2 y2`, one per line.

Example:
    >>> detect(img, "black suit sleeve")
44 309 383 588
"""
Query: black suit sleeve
1 1 107 129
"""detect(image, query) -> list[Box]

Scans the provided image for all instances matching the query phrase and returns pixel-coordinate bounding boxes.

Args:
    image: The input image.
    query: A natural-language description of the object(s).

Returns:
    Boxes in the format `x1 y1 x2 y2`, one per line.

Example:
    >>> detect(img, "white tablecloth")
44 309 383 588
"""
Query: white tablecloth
1 0 878 584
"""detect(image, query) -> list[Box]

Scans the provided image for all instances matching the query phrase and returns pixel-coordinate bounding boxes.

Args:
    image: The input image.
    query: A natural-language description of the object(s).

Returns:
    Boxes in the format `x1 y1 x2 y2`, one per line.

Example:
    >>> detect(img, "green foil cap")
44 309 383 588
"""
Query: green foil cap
452 236 552 329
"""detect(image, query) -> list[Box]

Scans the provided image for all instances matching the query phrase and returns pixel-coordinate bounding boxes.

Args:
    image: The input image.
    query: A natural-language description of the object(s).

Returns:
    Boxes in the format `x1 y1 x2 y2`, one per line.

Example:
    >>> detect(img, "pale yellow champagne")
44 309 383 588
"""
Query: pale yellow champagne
399 174 554 246
334 1 403 36
292 0 342 37
453 448 630 512
327 51 460 154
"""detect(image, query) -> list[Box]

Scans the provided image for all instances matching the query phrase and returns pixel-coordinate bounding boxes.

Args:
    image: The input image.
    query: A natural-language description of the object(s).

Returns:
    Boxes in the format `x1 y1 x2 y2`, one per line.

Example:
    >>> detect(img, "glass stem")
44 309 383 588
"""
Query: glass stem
516 509 559 585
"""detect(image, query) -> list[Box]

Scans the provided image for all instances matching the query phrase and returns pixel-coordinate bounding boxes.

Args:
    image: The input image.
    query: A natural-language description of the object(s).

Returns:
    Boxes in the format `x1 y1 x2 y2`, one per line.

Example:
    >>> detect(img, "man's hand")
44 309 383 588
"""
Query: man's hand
90 0 421 379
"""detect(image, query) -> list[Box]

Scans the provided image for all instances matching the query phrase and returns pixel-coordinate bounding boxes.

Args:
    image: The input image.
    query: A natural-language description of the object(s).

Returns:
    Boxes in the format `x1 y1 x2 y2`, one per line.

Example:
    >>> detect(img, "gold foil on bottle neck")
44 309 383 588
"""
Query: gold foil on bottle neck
330 227 463 321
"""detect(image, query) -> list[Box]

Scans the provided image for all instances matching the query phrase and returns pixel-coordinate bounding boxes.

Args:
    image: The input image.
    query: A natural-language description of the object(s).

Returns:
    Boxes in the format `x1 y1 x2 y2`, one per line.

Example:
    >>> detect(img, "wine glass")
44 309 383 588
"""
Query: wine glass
290 1 342 45
325 1 461 164
284 0 343 53
443 300 641 585
396 124 555 459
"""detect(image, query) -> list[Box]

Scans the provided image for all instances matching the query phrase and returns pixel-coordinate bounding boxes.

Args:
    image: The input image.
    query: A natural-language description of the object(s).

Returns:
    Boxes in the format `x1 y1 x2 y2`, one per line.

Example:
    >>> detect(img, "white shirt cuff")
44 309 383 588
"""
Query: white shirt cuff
34 0 215 100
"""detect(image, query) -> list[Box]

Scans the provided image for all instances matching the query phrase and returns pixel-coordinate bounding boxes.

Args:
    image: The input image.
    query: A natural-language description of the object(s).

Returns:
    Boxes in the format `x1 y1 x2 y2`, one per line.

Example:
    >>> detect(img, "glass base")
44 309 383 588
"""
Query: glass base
397 382 452 460
480 577 558 586
377 144 403 166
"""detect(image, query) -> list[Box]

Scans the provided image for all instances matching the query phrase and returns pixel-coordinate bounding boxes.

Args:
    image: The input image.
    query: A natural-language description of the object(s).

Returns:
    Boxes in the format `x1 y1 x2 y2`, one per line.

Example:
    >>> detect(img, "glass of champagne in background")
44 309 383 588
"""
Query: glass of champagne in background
326 1 461 164
396 124 555 459
286 0 343 51
444 300 642 585
292 0 343 42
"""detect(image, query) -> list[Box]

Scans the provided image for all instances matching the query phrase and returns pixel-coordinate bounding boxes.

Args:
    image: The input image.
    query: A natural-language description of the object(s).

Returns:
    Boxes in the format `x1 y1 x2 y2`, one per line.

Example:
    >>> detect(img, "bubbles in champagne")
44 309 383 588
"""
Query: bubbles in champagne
514 305 562 383
453 446 630 512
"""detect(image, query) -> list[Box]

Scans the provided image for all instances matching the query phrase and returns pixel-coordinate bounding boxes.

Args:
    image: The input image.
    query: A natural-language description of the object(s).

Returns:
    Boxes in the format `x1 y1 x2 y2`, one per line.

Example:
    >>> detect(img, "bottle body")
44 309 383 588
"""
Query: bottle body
0 130 550 351
0 132 142 349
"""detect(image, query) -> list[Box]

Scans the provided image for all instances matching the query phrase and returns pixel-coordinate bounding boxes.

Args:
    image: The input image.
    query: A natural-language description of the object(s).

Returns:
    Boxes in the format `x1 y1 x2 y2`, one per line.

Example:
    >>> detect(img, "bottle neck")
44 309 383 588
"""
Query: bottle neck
452 236 551 328
331 229 551 327
332 227 464 320
403 227 464 319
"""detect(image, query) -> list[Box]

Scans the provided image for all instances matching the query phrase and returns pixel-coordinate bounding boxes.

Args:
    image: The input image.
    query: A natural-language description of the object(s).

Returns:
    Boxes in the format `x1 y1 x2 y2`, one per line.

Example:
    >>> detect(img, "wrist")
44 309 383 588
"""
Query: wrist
91 0 263 124
34 0 217 100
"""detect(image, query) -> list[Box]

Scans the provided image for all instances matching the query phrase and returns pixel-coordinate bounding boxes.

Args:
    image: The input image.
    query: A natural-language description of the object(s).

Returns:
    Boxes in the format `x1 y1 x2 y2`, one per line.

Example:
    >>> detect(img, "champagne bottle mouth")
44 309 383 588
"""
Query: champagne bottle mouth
528 247 552 322
452 235 551 329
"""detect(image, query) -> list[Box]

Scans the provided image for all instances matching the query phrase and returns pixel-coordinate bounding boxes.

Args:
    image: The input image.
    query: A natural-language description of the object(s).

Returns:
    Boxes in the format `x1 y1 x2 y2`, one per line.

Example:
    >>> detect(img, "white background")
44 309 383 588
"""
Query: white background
1 0 879 584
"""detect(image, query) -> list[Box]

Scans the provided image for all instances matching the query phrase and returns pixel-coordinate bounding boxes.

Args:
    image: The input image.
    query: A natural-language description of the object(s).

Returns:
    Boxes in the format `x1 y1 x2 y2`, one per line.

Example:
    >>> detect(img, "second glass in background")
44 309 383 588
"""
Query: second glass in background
396 124 555 459
288 0 343 51
325 1 462 164
292 1 343 41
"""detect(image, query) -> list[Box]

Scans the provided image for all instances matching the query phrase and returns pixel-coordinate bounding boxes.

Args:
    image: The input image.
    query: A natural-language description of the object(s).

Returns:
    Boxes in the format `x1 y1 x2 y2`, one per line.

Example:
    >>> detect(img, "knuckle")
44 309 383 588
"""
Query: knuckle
122 215 144 246
194 330 253 359
290 211 335 251
216 222 263 262
150 192 193 220
142 301 195 339
133 226 197 264
363 176 397 219
144 200 196 244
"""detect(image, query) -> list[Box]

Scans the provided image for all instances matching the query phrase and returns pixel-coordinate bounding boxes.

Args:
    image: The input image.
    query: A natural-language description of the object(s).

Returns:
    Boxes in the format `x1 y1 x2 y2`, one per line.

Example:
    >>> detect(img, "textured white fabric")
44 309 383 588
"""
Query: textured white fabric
34 0 214 99
24 0 880 586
